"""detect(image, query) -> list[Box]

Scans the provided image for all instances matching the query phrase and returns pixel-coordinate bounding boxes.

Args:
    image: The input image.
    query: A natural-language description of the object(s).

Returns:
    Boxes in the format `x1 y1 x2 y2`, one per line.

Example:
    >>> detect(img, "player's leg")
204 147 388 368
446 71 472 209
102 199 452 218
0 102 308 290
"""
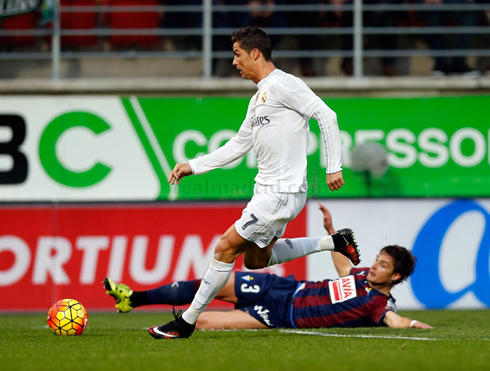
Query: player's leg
180 225 254 320
148 225 255 339
241 191 360 268
242 231 360 269
267 230 361 267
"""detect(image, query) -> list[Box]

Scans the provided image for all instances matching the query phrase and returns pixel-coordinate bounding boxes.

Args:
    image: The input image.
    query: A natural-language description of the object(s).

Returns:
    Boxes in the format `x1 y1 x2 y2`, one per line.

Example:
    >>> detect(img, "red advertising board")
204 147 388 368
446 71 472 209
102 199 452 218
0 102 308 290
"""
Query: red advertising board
0 203 307 312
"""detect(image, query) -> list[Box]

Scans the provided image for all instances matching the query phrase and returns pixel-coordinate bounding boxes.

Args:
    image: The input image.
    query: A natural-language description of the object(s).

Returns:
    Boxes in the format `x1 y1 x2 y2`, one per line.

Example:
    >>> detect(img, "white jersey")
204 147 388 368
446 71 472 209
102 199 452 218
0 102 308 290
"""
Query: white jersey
189 69 342 193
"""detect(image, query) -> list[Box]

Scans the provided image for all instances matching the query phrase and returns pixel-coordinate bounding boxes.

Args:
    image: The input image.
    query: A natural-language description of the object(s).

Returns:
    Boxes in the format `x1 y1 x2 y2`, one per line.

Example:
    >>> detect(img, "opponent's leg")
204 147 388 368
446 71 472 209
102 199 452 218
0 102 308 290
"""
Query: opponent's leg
197 310 268 330
104 274 238 312
103 278 133 313
137 280 201 306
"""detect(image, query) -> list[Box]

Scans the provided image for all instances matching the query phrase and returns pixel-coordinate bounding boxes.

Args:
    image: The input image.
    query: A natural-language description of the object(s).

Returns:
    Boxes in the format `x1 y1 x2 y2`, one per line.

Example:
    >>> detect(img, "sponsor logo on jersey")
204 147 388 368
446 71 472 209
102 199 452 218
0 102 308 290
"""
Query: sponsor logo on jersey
254 305 273 327
285 239 293 249
328 275 357 304
250 115 271 128
260 237 269 245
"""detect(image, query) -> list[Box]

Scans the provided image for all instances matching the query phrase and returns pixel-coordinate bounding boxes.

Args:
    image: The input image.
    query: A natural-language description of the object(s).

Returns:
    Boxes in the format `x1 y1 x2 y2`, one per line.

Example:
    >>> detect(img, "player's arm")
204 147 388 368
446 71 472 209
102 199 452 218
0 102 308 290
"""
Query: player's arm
274 78 343 191
306 99 343 191
168 163 192 185
383 311 433 329
284 85 343 191
168 127 253 185
319 203 351 277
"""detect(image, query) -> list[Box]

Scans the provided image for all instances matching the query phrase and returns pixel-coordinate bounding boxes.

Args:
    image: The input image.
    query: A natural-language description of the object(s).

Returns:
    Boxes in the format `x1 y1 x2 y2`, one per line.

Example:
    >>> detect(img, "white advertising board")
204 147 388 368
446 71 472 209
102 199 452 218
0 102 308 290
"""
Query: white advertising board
307 198 490 310
0 97 159 201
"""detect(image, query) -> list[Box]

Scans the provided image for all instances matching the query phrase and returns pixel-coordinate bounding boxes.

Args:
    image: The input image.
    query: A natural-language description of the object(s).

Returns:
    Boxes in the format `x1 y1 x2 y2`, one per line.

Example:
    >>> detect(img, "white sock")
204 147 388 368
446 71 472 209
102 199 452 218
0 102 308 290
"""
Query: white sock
268 236 334 266
182 258 235 325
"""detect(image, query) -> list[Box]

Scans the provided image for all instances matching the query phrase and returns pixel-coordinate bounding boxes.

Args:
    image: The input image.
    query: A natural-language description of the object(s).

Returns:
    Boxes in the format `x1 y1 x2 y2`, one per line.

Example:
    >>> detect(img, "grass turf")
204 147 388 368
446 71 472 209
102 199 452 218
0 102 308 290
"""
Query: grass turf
0 310 489 371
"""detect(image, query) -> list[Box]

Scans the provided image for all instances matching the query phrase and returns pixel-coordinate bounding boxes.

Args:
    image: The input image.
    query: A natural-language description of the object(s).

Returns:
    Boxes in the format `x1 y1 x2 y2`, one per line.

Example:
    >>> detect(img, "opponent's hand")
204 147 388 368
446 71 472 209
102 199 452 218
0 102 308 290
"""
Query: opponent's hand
411 321 433 329
318 203 334 234
168 163 193 185
326 171 344 191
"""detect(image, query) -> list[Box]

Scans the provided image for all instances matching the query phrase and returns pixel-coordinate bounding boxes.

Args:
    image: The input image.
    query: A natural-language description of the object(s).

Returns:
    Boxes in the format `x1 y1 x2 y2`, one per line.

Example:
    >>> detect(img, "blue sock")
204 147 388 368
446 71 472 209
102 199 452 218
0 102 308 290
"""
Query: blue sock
145 280 201 306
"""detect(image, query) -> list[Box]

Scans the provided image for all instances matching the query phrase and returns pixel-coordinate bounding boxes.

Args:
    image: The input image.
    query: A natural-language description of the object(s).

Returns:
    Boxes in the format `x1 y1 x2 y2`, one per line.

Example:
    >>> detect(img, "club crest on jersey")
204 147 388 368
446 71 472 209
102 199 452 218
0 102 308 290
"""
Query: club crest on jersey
241 275 254 282
261 91 267 103
328 275 357 304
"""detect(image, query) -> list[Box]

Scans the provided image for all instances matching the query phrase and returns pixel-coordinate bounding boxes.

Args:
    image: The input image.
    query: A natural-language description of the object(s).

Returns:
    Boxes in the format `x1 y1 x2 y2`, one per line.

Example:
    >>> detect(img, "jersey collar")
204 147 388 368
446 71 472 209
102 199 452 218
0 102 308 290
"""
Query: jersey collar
257 68 281 89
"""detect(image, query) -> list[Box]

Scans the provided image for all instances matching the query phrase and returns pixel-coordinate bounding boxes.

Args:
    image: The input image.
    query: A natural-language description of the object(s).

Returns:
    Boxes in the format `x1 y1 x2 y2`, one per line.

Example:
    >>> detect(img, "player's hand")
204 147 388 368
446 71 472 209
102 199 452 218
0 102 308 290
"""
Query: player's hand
326 171 344 191
168 163 193 185
318 203 335 234
411 321 433 329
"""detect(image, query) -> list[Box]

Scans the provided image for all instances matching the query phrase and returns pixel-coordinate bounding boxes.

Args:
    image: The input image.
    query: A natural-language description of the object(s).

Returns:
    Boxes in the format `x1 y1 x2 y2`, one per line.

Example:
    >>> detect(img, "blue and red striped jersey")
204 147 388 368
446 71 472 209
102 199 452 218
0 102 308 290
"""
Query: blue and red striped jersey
291 267 397 328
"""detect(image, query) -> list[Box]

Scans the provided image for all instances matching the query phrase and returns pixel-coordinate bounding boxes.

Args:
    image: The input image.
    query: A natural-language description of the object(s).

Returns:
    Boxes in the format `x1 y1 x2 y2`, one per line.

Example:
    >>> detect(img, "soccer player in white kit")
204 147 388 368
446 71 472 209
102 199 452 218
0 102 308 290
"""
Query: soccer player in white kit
148 26 361 340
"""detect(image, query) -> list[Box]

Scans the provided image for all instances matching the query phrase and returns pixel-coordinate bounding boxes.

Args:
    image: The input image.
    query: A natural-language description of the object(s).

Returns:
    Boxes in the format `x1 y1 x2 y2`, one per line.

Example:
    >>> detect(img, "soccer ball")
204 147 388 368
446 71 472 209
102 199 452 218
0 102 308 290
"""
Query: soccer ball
47 299 89 336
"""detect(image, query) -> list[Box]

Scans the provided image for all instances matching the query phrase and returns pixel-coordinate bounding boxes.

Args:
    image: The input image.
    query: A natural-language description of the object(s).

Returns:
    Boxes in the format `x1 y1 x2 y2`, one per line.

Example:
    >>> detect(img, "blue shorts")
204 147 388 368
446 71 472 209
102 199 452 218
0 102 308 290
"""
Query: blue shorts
234 272 300 328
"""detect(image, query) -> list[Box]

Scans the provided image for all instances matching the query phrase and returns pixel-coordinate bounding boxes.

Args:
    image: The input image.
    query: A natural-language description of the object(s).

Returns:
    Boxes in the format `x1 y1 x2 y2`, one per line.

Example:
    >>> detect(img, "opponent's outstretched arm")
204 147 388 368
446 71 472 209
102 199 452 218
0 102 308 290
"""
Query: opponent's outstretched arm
383 310 433 329
319 203 352 277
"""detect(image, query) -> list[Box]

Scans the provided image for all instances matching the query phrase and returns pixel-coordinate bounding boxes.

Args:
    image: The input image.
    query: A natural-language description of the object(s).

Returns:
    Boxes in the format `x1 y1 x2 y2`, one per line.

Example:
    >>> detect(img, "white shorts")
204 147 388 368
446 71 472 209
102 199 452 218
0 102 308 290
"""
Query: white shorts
235 184 307 248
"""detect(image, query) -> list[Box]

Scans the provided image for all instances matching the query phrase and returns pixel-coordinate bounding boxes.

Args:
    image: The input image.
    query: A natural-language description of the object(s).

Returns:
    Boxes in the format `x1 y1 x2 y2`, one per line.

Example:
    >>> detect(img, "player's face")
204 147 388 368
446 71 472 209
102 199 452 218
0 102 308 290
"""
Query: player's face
367 252 400 286
232 42 256 81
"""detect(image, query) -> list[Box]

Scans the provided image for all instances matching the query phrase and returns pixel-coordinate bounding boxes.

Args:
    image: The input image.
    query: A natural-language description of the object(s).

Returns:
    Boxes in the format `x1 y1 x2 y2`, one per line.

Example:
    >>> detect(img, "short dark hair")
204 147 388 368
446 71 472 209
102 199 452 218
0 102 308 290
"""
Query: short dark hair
231 26 272 61
380 245 417 285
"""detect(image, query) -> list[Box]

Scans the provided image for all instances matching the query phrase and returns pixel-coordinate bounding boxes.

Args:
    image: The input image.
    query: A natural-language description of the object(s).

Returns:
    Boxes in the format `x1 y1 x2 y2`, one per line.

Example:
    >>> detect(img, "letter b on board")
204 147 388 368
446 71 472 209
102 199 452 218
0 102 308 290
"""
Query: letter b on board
0 115 28 184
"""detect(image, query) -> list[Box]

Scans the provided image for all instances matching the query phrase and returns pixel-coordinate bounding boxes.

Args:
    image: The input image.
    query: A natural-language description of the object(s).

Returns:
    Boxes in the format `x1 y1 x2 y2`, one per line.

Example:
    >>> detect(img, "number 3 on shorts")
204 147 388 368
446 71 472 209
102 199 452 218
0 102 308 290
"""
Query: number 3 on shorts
241 283 260 293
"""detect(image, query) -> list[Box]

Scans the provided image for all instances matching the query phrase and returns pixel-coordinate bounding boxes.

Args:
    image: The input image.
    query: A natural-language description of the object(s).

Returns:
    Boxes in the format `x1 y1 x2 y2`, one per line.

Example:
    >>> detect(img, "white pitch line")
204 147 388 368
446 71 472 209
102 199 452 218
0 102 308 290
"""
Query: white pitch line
279 329 437 341
31 326 488 341
130 96 178 201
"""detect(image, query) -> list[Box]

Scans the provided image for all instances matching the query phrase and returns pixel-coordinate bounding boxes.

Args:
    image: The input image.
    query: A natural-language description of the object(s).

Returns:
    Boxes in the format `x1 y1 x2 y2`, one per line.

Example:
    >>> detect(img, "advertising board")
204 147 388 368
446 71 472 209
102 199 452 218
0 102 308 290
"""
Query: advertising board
0 203 306 311
1 96 489 201
307 198 490 309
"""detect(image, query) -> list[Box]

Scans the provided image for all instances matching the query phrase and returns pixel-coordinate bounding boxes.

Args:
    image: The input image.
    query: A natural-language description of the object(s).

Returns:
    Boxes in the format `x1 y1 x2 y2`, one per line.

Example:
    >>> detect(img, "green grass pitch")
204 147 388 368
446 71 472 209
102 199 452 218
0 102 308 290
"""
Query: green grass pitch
1 310 489 371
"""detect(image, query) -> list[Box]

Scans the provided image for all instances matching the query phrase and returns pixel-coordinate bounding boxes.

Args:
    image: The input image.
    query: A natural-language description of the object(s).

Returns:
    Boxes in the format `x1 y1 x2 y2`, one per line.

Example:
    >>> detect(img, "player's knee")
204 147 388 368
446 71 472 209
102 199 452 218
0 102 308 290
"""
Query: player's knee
243 260 261 270
214 237 238 263
243 255 268 270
